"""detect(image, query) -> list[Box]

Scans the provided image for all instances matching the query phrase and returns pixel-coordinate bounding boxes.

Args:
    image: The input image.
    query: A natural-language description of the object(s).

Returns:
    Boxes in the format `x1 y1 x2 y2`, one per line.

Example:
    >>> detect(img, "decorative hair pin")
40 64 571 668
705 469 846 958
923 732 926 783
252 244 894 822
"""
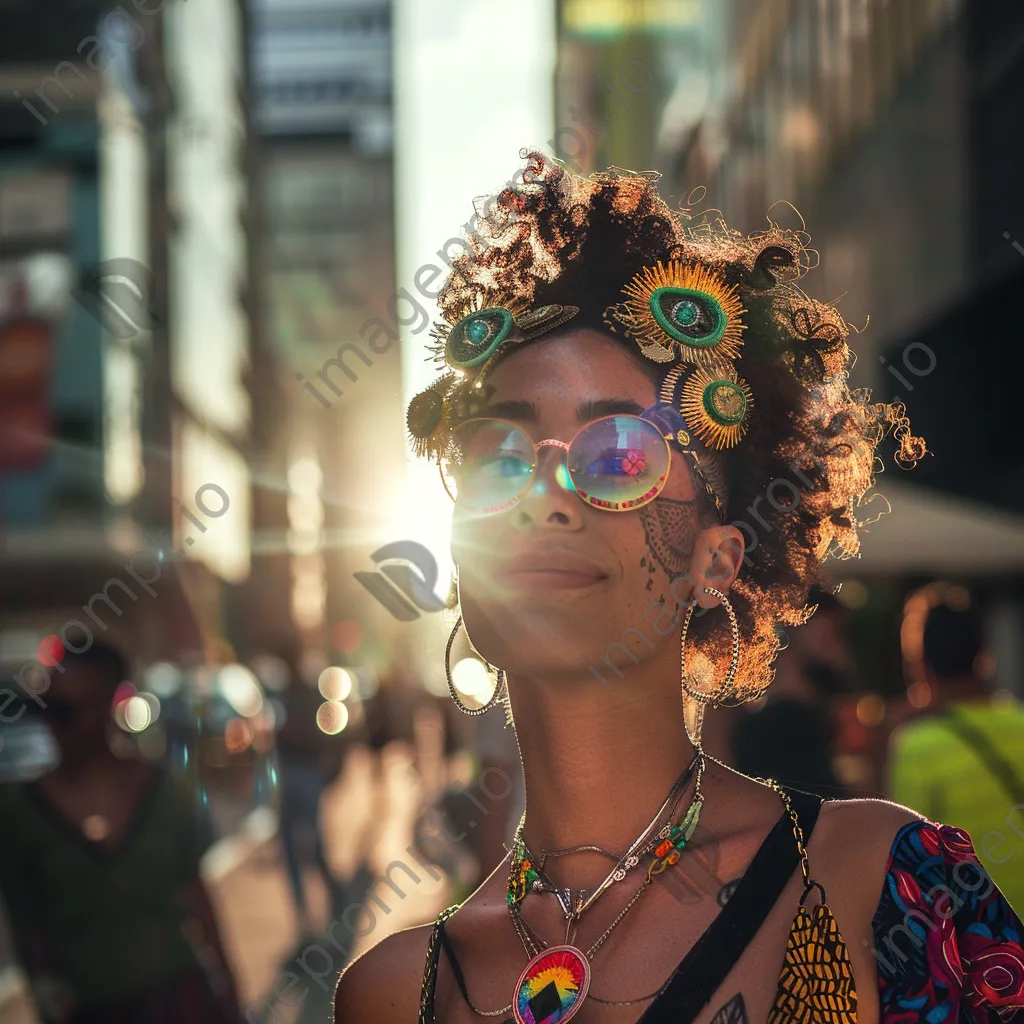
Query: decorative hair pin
609 261 746 370
611 261 754 452
429 300 579 372
411 299 578 462
680 367 753 450
406 372 458 459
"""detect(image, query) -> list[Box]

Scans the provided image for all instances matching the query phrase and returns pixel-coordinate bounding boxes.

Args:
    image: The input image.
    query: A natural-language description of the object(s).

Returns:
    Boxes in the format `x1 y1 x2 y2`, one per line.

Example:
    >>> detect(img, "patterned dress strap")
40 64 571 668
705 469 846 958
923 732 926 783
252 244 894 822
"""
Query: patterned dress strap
418 905 460 1024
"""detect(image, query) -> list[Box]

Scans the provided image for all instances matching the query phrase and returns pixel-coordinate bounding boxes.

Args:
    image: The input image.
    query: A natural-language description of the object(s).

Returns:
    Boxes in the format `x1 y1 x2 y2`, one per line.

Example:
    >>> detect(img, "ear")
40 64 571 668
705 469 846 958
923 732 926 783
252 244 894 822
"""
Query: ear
688 524 745 609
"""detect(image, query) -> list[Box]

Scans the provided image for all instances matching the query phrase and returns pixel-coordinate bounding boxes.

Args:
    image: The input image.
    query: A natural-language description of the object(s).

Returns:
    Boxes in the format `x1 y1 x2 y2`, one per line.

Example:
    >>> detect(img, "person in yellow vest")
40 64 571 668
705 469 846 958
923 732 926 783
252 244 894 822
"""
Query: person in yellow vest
889 595 1024 914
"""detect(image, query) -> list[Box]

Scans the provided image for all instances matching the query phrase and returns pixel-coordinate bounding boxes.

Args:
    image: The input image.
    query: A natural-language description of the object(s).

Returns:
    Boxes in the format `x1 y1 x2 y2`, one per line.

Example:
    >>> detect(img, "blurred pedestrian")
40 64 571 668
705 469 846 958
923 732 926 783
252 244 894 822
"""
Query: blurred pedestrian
276 665 345 935
0 641 241 1023
888 596 1024 913
729 590 852 797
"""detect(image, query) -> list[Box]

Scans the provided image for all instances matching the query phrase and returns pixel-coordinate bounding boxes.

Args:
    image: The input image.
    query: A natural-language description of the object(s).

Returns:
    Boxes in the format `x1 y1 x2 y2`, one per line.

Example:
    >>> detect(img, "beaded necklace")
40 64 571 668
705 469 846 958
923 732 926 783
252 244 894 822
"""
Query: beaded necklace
496 754 705 1024
507 752 702 913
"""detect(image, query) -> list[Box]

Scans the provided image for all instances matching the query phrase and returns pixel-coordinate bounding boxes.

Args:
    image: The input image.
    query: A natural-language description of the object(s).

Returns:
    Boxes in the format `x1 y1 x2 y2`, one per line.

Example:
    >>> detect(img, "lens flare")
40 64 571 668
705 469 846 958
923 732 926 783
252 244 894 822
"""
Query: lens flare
452 657 494 702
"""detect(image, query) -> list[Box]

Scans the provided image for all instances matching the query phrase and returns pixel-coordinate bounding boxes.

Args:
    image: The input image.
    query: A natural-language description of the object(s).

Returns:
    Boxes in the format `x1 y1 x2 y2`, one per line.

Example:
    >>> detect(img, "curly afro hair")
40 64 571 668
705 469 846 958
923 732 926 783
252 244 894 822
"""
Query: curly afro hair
432 151 925 703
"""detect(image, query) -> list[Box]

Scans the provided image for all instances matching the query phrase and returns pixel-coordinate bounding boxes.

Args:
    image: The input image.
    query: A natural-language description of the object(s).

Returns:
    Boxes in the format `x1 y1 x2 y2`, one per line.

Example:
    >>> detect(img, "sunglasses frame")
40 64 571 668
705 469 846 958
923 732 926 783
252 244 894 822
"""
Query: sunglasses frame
444 413 675 515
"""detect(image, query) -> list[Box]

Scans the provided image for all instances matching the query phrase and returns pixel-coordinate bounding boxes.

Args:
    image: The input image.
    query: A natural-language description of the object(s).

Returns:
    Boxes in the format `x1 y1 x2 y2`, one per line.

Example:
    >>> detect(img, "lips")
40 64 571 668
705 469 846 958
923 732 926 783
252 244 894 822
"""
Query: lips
494 549 611 590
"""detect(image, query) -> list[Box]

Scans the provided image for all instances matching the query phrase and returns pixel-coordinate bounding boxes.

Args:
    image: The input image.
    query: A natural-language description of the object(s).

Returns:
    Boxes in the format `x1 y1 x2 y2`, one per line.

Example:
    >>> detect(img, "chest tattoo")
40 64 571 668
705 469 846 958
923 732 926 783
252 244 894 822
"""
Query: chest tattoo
709 992 748 1024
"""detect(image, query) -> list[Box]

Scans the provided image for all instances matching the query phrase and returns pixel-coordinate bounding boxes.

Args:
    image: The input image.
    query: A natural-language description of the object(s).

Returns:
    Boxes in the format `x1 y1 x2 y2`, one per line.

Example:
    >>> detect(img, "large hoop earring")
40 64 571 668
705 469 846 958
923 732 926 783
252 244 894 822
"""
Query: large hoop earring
444 615 506 715
680 587 740 708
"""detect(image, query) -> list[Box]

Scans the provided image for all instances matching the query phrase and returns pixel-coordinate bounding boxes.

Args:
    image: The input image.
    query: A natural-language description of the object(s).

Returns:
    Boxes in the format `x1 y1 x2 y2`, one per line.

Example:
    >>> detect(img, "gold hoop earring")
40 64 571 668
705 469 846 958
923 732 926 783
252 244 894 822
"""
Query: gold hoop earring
680 586 740 708
444 615 506 715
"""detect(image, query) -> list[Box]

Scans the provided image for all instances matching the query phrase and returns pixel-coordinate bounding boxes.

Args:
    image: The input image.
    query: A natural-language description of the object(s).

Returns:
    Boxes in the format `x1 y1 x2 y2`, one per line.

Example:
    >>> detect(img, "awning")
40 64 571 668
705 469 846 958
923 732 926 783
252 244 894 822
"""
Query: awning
834 481 1024 575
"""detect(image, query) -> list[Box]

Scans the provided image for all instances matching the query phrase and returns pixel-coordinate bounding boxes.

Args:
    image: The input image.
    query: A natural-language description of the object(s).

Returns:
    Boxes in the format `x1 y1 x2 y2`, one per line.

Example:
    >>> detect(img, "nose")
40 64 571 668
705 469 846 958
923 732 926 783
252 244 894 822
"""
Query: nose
510 444 582 529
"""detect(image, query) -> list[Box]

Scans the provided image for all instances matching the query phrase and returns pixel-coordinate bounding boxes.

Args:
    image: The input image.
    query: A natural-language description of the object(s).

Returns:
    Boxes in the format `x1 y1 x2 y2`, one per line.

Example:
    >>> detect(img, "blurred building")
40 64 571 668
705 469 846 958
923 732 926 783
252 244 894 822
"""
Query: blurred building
0 0 253 666
246 0 407 675
0 0 262 997
552 0 1024 785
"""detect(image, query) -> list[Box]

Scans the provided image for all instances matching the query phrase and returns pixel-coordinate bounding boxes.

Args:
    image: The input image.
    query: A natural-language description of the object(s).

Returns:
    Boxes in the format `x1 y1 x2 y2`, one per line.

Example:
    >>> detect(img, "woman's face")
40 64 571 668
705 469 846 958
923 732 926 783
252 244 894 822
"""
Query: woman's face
451 328 739 681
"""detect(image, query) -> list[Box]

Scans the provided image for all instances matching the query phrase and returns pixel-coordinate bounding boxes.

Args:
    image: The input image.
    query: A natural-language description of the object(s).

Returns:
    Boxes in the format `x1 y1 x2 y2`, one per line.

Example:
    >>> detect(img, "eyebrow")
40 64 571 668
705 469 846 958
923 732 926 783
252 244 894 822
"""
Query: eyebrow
472 397 646 424
472 400 539 421
577 398 646 421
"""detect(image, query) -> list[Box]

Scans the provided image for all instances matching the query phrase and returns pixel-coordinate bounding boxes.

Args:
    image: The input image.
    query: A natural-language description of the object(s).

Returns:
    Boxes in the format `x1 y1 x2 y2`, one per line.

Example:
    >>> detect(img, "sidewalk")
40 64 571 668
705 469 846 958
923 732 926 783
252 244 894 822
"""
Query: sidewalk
0 743 451 1024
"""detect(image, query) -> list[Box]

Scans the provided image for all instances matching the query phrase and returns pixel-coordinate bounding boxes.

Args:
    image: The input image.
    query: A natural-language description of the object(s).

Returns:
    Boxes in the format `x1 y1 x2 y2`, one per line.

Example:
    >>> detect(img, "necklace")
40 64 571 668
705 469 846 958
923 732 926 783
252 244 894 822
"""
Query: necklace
508 752 702 917
504 757 705 1024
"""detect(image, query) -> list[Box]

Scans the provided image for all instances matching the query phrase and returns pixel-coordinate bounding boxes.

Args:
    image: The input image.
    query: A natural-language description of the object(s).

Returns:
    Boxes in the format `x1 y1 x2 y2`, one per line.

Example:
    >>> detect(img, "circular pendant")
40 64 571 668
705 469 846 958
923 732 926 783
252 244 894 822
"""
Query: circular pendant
512 945 590 1024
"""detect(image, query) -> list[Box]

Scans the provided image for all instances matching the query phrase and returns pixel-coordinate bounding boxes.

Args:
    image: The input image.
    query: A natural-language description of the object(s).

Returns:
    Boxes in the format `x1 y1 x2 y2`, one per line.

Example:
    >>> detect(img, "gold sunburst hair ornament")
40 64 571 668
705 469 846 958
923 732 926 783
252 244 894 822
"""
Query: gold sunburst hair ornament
612 261 746 370
406 371 458 460
680 366 754 450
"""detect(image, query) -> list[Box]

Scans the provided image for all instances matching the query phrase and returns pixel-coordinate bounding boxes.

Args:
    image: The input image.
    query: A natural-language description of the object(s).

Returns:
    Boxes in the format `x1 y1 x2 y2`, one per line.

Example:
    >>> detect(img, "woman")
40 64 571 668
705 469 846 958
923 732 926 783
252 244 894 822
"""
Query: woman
335 154 1024 1023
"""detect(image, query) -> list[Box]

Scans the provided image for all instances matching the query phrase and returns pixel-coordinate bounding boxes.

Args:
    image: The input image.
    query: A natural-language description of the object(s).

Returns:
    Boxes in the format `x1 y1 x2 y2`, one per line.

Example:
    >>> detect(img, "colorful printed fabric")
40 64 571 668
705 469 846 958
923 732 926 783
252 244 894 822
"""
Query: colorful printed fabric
871 821 1024 1023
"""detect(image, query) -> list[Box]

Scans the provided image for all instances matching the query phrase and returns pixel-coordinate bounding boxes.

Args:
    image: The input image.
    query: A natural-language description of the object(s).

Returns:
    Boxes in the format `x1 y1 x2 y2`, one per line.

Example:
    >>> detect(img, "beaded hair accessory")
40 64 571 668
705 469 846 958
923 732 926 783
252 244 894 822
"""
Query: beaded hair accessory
605 260 754 453
406 296 579 462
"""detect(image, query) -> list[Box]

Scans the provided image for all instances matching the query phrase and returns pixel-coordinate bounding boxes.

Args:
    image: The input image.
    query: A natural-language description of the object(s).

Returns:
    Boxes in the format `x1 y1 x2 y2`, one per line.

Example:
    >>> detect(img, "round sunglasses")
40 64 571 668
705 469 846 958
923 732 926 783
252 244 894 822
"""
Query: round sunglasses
444 413 675 515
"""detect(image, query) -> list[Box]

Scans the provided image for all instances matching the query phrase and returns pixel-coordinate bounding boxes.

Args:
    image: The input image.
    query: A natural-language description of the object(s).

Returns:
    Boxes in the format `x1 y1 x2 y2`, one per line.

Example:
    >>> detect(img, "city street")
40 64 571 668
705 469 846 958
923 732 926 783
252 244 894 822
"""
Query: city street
2 1 1023 1022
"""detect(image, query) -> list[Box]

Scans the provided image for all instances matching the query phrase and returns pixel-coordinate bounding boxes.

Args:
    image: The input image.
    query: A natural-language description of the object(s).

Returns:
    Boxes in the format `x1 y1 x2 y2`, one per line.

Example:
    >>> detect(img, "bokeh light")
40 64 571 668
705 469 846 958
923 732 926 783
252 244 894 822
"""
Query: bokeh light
217 664 264 718
855 694 886 727
225 717 254 754
113 681 136 707
318 666 353 702
249 654 290 692
974 651 997 680
316 700 349 734
353 667 378 700
115 695 152 733
287 455 323 495
907 680 932 709
330 620 363 654
37 635 64 667
144 662 181 698
138 692 161 721
124 696 152 732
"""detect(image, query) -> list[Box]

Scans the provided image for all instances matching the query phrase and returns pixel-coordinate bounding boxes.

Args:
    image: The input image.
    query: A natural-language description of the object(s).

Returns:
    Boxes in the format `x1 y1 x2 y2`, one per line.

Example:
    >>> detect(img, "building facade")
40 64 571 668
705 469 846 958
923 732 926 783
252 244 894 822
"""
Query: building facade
0 0 254 672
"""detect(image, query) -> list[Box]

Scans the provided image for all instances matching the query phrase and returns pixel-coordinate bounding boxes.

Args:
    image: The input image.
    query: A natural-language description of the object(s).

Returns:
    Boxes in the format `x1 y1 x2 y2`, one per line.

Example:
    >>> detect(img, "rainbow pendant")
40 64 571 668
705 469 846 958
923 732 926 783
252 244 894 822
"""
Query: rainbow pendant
512 945 590 1024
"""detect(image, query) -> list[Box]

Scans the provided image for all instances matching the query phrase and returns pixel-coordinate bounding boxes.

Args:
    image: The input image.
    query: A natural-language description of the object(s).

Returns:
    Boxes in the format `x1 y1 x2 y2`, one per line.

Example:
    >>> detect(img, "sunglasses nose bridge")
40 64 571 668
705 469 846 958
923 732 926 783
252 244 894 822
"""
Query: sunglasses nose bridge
530 438 574 496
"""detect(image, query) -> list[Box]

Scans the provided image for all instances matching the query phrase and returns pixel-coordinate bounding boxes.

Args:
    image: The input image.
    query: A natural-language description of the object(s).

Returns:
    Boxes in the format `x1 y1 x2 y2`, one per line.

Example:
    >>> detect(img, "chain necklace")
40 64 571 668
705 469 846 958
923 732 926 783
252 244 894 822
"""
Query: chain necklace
507 787 703 994
458 784 705 1022
526 783 694 919
455 757 705 1021
496 756 705 1023
507 752 702 917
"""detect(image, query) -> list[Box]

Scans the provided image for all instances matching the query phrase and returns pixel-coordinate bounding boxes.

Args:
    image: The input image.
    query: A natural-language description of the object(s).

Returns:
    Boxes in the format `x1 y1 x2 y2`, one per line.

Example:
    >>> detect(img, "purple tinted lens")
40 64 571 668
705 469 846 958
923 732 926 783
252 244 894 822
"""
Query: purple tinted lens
567 416 669 510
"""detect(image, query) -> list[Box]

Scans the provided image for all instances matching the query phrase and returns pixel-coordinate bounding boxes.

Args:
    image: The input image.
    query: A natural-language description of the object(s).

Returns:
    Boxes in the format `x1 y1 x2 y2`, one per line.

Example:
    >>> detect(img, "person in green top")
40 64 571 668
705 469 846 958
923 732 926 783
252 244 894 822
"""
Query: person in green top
0 641 241 1023
888 595 1024 914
